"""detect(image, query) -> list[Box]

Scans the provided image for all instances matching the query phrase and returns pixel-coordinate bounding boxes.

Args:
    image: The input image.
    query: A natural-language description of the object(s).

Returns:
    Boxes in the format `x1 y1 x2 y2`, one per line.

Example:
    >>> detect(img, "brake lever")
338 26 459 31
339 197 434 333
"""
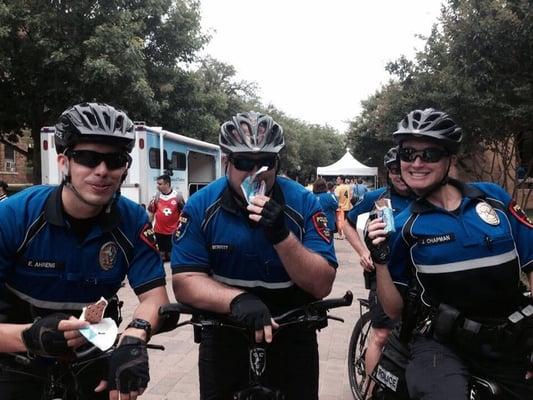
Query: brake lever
327 315 344 323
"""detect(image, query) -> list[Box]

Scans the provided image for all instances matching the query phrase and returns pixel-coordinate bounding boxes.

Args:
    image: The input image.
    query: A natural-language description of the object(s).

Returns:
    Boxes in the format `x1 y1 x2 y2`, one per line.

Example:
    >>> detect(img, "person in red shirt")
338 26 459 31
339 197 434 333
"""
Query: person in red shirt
148 174 184 261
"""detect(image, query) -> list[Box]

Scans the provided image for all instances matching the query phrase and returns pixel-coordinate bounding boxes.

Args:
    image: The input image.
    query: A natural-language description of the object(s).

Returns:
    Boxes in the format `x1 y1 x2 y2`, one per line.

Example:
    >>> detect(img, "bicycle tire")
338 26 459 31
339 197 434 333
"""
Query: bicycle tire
348 311 372 400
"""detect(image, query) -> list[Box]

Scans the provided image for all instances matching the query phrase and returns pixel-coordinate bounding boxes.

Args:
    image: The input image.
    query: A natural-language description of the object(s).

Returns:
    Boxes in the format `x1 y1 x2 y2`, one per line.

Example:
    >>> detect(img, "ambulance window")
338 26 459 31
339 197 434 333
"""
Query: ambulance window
149 148 169 169
171 152 186 171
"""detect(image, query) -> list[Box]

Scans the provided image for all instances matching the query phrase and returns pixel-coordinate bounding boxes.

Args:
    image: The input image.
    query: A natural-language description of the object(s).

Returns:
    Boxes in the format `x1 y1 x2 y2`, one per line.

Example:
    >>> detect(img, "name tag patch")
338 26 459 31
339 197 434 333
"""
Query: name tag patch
417 233 455 246
26 260 64 270
210 244 232 252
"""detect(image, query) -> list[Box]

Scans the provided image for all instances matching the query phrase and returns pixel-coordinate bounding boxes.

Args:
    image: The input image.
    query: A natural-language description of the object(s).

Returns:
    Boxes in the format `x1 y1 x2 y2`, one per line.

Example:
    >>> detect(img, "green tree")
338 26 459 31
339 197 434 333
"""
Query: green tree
0 0 207 182
162 57 260 144
265 106 345 183
347 0 533 205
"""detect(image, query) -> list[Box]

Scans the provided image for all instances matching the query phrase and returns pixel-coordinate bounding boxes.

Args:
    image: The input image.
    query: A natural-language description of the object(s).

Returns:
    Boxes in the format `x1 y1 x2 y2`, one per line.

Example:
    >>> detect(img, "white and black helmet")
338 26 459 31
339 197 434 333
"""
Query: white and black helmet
219 111 285 154
55 102 135 154
384 146 399 169
393 108 462 153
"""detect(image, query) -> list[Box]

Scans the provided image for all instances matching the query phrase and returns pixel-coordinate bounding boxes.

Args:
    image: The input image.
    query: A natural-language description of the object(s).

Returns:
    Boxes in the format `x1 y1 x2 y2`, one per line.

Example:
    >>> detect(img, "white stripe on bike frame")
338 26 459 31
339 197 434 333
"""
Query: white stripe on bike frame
213 274 294 289
416 250 517 274
6 284 88 310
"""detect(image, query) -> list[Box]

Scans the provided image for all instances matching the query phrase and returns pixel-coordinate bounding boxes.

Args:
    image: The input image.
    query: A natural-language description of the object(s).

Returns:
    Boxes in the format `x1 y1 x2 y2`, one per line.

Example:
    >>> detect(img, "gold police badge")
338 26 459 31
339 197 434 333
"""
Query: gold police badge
99 242 118 271
475 201 500 226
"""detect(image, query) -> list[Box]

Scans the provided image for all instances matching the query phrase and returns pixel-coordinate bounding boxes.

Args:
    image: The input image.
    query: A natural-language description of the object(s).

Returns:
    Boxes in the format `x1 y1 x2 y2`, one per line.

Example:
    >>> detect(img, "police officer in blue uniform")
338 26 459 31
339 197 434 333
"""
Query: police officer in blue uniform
0 103 169 400
344 146 413 384
171 111 337 399
312 177 338 234
366 108 533 399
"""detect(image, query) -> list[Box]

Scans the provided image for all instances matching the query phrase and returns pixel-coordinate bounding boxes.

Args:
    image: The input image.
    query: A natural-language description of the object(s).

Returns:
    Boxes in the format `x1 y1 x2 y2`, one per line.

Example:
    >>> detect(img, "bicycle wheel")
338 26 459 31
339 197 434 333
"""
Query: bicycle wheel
348 311 372 400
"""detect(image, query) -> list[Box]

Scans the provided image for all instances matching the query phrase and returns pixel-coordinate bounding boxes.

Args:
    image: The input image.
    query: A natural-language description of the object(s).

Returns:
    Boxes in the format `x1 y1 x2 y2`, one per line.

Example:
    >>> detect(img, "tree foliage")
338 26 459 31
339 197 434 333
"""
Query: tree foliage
0 1 344 184
262 106 345 184
0 0 209 181
346 0 533 205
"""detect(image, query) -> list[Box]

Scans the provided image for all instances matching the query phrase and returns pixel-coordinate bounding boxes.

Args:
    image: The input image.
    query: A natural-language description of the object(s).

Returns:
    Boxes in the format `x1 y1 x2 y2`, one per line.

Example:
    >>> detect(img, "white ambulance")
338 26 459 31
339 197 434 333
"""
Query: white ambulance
40 123 222 207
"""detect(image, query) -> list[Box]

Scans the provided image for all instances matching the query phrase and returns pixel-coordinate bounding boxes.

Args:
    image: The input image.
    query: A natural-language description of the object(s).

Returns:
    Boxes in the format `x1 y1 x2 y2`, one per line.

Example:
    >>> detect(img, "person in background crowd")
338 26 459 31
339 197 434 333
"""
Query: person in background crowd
0 181 8 202
366 108 533 399
334 176 352 239
171 111 337 399
344 146 413 388
148 174 184 261
351 177 369 206
313 178 338 236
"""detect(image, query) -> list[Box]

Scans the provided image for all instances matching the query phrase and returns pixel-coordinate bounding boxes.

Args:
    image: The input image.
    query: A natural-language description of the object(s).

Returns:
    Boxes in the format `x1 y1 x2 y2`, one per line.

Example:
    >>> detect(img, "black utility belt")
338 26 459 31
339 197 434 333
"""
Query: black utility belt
429 303 533 351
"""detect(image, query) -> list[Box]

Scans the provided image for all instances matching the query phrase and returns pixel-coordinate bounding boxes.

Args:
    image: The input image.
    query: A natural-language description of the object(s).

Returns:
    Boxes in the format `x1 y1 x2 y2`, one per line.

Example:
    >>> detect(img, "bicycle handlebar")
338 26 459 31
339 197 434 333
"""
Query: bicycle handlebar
159 291 353 330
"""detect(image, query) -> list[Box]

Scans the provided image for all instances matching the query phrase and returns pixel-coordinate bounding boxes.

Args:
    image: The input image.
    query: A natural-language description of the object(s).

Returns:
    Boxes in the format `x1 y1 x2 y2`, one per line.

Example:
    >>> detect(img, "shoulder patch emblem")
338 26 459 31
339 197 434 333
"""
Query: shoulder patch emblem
139 223 159 252
99 242 118 271
312 211 332 243
174 213 190 242
509 200 533 228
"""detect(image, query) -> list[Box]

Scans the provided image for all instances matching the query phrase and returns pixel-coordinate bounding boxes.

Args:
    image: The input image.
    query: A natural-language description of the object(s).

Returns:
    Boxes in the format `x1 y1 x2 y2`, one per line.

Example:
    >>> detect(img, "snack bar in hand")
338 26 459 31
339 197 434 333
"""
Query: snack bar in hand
81 297 108 324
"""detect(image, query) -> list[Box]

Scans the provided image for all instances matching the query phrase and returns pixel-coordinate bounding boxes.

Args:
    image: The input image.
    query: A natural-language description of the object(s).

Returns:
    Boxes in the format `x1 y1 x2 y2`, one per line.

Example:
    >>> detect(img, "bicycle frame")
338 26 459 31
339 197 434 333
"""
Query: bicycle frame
0 340 164 400
348 298 504 400
160 291 354 399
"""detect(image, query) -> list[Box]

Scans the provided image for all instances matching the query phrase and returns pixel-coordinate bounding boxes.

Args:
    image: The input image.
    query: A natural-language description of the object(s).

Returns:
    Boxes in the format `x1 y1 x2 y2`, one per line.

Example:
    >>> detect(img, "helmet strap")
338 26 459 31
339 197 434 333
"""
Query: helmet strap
412 158 452 199
61 157 125 212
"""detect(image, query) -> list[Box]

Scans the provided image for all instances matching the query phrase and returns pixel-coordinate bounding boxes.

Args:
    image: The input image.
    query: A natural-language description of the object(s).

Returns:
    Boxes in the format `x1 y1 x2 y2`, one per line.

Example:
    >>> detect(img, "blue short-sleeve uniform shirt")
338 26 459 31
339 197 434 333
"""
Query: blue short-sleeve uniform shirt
347 187 413 226
388 179 533 319
314 191 338 232
0 185 165 319
171 176 337 312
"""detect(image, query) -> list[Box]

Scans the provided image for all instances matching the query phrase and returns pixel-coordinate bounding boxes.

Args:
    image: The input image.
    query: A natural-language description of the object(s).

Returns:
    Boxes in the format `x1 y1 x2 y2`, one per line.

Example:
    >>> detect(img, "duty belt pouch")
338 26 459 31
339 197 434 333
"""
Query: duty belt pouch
372 330 410 397
432 303 461 344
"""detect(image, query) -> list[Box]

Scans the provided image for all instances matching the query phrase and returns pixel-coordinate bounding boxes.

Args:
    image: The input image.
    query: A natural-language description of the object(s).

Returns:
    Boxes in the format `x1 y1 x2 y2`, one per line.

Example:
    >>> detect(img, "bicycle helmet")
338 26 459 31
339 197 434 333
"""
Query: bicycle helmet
384 146 399 169
55 102 135 154
393 108 462 153
219 111 285 154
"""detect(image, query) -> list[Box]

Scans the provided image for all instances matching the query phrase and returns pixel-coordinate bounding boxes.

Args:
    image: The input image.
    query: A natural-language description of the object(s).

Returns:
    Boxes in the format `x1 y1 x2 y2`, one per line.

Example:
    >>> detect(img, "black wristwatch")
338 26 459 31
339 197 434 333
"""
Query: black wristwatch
126 318 152 342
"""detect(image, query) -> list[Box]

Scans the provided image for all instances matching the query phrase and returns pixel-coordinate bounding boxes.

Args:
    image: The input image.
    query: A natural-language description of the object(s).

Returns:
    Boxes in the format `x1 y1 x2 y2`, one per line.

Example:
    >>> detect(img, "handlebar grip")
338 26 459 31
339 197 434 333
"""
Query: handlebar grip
158 302 205 317
313 291 353 311
158 303 183 317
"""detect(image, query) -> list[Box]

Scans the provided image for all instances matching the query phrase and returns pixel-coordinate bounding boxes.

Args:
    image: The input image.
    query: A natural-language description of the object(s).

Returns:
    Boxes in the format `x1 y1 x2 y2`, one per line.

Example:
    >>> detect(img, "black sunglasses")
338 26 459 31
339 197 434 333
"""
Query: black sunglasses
398 147 449 163
231 156 277 172
67 150 132 170
388 166 401 175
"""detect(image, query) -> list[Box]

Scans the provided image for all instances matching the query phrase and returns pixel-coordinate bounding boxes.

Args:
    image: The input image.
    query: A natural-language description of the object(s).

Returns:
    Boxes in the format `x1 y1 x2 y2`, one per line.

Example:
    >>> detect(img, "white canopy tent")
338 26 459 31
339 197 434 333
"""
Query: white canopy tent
317 149 378 186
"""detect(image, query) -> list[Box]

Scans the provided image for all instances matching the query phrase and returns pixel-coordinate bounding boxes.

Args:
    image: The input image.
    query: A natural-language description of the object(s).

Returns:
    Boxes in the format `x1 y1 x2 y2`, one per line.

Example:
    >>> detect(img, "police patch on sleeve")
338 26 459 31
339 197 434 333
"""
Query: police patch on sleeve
312 211 332 243
174 212 190 242
509 200 533 228
140 223 159 252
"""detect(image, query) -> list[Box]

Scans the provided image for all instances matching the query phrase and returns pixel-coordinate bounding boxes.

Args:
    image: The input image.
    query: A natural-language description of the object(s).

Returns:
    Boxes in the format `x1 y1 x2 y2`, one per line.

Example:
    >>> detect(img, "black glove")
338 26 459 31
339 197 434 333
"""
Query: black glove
108 336 149 394
229 293 272 331
21 313 70 357
258 198 290 244
364 229 390 264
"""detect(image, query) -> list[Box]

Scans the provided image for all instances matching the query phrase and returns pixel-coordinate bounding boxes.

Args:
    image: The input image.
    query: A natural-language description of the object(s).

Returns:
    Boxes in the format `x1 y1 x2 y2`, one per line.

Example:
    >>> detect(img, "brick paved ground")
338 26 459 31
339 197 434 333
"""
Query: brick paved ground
118 238 365 400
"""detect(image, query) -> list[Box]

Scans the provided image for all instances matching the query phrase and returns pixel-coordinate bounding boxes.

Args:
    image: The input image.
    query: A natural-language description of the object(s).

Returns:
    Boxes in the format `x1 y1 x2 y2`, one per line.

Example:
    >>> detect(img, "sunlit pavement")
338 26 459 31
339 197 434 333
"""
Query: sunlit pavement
118 238 365 400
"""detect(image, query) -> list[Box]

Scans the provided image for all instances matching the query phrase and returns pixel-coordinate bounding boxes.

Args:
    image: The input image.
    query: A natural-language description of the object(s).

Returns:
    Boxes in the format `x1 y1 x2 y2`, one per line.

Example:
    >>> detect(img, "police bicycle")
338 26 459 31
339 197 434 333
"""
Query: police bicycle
159 291 354 400
0 336 164 399
346 296 533 400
